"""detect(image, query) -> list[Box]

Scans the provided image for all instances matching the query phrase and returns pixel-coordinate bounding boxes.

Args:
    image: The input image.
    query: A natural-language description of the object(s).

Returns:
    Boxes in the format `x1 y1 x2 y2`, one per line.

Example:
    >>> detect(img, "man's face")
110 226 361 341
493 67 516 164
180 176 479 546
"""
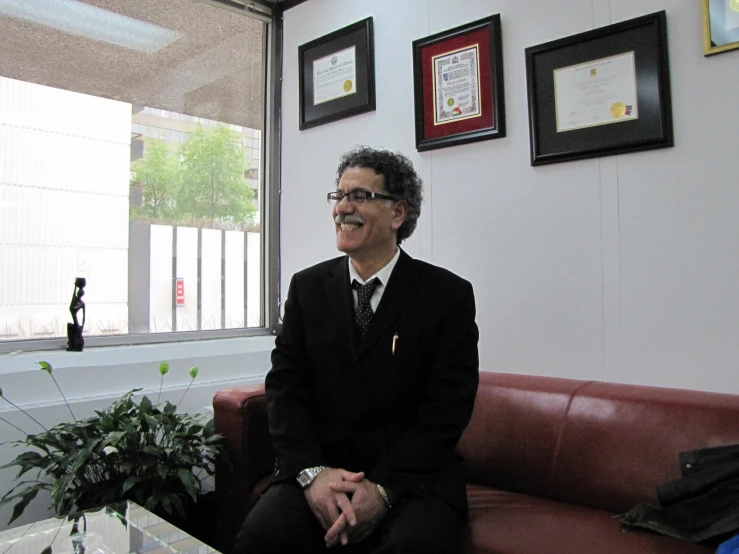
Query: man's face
333 167 405 259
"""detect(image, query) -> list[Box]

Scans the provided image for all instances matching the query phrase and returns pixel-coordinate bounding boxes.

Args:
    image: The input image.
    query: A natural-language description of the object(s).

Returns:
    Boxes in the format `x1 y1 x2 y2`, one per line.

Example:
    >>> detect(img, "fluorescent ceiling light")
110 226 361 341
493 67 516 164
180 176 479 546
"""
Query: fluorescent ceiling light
0 0 183 53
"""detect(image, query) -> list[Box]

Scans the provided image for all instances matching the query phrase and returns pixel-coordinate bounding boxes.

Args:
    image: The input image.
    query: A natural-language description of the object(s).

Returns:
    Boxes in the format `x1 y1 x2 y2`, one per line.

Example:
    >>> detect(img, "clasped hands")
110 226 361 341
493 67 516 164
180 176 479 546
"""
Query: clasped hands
303 467 388 548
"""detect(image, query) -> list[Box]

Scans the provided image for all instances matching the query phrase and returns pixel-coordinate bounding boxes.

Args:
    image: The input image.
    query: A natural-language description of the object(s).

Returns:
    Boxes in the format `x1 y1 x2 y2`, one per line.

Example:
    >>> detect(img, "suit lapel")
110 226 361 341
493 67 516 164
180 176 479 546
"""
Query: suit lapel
354 249 421 361
324 257 359 355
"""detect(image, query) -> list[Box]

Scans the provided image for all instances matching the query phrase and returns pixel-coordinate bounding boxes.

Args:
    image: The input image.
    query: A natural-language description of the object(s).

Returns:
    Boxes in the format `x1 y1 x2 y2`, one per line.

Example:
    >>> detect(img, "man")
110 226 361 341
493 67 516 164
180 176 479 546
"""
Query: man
234 146 479 553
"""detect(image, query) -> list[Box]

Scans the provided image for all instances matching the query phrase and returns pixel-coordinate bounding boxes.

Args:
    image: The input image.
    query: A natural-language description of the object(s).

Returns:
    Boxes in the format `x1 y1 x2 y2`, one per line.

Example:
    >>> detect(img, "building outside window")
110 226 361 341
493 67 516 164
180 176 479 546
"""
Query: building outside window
0 0 273 349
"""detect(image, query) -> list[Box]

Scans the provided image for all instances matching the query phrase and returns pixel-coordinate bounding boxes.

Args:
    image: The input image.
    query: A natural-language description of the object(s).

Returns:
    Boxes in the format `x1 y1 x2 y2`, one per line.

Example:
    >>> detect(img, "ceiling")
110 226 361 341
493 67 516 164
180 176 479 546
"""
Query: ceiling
0 0 266 129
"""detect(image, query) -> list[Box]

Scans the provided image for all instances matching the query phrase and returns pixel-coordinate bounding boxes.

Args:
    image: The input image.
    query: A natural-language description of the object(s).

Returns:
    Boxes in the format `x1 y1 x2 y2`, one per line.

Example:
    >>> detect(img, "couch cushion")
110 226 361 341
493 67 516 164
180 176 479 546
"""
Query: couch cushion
551 381 739 513
457 372 585 498
465 485 713 554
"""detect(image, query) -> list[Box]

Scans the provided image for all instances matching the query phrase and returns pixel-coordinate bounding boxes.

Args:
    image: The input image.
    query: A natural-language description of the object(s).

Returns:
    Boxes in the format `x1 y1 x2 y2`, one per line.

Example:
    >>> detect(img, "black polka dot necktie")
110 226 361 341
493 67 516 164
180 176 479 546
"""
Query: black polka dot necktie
352 278 380 338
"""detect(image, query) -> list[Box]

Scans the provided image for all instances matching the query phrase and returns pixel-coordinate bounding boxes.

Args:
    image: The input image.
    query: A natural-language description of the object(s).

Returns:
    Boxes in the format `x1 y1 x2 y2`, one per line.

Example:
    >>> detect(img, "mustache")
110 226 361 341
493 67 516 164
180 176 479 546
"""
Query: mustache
335 214 365 225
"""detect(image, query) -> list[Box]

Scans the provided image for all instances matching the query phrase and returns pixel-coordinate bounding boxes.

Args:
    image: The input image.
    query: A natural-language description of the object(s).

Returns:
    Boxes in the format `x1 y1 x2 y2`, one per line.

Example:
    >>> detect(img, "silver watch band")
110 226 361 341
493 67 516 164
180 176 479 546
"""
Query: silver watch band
296 465 326 488
376 483 392 509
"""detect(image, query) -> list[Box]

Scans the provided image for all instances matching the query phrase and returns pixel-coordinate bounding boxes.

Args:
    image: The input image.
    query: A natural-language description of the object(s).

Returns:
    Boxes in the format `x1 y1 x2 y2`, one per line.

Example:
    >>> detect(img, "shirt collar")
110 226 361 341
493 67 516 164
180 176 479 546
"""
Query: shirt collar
348 247 401 287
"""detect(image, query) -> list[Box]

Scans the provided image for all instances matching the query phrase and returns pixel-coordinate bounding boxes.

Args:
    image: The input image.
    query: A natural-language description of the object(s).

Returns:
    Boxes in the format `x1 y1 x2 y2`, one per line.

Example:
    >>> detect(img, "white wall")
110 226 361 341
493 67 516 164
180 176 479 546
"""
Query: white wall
281 0 739 393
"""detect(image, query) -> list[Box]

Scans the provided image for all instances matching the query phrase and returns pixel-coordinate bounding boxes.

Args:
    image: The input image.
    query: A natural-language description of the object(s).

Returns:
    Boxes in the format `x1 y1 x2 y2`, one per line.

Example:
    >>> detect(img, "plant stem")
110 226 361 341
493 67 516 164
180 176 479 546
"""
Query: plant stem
158 374 164 404
49 373 77 422
0 415 30 435
0 397 49 432
176 377 196 410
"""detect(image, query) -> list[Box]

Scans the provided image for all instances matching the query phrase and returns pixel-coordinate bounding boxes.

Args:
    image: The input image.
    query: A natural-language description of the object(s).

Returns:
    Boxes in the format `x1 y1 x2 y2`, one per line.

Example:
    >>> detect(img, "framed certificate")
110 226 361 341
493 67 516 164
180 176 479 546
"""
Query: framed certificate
525 11 673 166
702 0 739 56
412 15 505 152
298 17 375 130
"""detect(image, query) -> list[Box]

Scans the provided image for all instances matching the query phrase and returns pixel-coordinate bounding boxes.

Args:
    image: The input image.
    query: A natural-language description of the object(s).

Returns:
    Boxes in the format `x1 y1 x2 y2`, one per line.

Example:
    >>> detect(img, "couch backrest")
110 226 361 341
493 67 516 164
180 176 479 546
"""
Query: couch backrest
456 372 739 513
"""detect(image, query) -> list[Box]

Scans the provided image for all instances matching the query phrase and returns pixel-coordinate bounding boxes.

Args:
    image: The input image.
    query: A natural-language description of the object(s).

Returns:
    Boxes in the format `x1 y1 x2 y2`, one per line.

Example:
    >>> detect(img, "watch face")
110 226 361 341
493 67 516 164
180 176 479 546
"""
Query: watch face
297 466 325 488
297 470 312 488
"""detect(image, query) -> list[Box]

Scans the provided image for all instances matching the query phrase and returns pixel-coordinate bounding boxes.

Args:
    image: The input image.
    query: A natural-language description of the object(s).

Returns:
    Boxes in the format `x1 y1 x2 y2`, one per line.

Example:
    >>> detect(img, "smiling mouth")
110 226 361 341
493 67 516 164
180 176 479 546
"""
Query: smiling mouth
340 223 362 231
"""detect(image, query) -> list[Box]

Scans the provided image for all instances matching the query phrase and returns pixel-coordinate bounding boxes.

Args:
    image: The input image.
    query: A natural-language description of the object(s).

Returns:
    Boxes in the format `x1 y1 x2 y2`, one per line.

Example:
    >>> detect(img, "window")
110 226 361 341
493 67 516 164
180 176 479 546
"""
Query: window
0 0 277 350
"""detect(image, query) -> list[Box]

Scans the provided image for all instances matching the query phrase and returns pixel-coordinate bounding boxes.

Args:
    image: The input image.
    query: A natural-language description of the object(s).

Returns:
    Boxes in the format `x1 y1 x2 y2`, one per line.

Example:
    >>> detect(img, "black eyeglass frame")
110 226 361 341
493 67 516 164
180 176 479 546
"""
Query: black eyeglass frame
326 190 399 204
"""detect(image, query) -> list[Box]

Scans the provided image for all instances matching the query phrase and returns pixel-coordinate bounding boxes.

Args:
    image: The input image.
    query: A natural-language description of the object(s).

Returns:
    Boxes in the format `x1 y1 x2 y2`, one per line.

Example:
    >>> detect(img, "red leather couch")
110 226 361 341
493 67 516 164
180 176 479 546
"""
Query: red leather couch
213 372 739 553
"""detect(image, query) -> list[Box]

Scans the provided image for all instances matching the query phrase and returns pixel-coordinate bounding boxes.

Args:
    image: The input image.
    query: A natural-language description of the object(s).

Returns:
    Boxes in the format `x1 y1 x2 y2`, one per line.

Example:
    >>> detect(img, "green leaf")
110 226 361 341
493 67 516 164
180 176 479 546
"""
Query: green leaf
159 361 170 375
8 488 40 524
189 366 199 379
0 481 47 505
70 439 100 473
144 496 156 511
1 450 43 470
37 361 52 373
121 476 142 496
171 495 186 518
176 469 199 502
161 495 172 515
140 396 153 413
106 431 126 446
51 475 74 514
144 414 159 429
0 387 3 396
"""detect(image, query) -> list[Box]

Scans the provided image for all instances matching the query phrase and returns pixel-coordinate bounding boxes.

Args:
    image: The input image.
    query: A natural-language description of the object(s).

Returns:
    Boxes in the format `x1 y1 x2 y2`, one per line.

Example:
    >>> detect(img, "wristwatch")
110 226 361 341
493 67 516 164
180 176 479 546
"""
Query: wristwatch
296 466 326 489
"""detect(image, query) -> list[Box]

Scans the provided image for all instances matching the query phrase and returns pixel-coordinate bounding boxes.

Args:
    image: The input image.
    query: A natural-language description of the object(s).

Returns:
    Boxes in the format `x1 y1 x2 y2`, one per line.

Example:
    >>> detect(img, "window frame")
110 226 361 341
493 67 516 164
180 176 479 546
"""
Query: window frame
0 0 282 354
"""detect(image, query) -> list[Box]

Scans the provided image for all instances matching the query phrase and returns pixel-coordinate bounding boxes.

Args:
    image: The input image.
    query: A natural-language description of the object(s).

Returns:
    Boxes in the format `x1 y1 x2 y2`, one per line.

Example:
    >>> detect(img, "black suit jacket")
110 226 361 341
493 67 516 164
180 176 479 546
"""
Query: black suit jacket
266 249 479 511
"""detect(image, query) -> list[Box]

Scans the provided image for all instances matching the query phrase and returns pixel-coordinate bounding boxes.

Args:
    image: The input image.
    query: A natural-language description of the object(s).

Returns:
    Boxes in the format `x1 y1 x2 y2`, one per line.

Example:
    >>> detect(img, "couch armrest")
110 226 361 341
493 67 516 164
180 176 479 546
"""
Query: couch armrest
213 385 274 548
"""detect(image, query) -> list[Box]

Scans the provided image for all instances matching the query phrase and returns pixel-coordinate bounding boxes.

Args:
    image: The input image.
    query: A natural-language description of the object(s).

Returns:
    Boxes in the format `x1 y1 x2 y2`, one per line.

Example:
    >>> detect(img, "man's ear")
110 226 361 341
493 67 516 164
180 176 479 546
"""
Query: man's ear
390 200 408 231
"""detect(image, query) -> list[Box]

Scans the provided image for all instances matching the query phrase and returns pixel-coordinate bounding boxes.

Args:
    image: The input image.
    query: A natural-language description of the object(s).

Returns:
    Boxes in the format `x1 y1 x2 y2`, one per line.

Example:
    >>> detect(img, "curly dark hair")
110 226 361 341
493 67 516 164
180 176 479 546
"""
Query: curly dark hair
335 146 423 245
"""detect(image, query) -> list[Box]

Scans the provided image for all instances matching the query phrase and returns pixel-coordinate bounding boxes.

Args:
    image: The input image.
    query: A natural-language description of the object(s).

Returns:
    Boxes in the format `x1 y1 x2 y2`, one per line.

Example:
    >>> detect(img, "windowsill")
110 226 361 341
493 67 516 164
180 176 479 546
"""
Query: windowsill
0 334 275 375
0 335 275 408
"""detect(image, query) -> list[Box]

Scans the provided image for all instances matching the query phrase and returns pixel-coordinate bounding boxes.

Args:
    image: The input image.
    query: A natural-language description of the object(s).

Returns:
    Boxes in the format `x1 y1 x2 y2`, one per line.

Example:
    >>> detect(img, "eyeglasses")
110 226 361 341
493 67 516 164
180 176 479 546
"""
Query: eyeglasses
326 190 398 204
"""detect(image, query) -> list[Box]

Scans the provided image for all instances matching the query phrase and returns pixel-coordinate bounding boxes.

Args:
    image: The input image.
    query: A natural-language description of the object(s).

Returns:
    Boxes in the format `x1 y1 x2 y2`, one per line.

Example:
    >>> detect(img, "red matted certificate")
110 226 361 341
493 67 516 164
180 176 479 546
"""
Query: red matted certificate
432 44 482 125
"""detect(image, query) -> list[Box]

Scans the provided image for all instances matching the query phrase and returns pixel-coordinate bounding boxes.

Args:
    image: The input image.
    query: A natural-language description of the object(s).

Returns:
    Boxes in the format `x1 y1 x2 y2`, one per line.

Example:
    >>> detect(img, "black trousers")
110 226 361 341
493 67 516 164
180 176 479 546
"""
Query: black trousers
233 482 465 554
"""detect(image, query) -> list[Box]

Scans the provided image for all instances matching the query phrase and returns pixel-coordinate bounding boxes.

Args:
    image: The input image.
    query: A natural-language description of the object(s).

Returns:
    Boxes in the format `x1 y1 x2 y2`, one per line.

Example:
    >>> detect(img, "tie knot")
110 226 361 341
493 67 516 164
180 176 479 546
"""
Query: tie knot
353 278 380 304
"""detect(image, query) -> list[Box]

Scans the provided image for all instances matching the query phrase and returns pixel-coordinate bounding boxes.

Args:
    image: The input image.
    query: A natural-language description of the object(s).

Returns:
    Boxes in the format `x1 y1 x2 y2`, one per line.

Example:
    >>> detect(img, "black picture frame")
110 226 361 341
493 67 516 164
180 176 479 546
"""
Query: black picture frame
412 15 505 152
298 17 375 130
525 11 673 166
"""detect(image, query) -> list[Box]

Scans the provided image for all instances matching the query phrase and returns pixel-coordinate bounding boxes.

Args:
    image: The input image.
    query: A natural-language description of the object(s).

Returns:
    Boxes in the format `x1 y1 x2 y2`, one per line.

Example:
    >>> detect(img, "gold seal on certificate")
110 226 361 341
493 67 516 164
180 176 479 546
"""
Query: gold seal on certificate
609 101 633 119
431 44 482 125
313 46 357 106
553 52 639 132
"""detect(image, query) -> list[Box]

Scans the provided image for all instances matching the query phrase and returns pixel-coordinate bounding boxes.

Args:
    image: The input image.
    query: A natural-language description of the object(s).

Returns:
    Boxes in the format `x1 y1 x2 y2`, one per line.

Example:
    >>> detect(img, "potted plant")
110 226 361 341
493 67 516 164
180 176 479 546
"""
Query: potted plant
0 361 225 544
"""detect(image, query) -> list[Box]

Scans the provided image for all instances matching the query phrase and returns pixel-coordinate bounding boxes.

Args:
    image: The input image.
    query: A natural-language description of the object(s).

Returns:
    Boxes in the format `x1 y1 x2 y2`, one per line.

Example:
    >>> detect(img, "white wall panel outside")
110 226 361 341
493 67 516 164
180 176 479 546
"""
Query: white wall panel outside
0 76 130 340
201 229 222 330
225 231 246 329
149 224 174 332
175 227 199 331
246 232 262 328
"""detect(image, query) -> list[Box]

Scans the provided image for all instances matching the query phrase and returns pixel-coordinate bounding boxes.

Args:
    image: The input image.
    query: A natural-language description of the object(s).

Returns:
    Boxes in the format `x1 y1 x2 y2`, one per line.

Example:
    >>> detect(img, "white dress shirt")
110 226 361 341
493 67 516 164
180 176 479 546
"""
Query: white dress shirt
348 247 401 312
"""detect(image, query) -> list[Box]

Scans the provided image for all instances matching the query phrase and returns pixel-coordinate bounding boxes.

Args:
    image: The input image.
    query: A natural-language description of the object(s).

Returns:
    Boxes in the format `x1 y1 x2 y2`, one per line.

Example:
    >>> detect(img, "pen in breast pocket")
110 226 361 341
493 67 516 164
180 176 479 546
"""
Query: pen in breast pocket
392 333 399 355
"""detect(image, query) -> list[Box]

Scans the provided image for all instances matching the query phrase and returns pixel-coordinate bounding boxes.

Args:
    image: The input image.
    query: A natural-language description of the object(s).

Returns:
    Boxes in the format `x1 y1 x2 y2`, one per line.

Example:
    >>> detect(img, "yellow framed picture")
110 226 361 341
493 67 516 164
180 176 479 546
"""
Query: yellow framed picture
702 0 739 56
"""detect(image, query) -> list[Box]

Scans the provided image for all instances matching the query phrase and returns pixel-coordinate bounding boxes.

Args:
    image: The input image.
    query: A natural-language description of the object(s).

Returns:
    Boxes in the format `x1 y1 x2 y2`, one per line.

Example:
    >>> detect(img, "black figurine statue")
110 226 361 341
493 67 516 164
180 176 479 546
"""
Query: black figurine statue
66 277 86 352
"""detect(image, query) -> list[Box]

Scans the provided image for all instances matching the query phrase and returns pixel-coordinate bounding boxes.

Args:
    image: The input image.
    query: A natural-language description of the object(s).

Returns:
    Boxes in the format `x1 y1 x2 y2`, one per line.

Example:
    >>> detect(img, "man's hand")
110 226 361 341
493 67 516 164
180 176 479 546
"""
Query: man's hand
304 468 364 542
324 479 388 548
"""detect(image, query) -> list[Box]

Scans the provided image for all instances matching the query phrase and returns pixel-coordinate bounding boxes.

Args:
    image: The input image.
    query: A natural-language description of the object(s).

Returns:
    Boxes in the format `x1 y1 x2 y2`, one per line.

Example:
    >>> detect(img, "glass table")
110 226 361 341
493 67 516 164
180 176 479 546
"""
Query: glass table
0 502 219 554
